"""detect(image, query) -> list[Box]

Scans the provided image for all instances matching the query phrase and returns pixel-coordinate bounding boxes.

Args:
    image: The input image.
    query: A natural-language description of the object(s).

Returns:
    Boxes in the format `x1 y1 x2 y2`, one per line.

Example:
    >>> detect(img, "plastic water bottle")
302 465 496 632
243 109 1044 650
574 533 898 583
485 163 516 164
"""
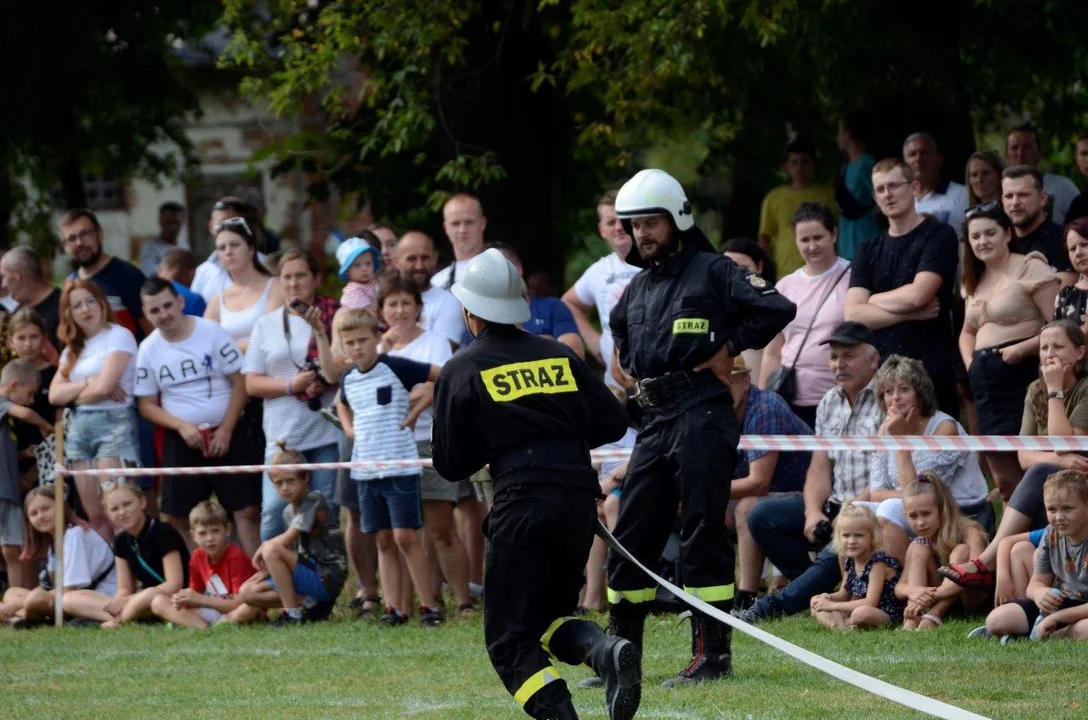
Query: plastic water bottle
1029 588 1063 640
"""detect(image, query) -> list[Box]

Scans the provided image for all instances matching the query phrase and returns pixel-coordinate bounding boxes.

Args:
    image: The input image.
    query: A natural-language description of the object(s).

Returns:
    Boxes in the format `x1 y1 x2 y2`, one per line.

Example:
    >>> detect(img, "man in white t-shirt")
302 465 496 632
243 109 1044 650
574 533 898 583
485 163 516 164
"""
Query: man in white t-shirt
191 197 268 304
903 132 969 238
395 230 466 348
1006 123 1082 225
430 193 487 291
562 190 639 385
134 277 262 555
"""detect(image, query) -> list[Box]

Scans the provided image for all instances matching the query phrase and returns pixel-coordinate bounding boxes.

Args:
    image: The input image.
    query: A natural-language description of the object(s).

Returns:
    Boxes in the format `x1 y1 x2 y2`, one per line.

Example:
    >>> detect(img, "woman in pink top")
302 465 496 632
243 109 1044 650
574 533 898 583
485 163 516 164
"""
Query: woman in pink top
759 202 851 428
960 201 1059 501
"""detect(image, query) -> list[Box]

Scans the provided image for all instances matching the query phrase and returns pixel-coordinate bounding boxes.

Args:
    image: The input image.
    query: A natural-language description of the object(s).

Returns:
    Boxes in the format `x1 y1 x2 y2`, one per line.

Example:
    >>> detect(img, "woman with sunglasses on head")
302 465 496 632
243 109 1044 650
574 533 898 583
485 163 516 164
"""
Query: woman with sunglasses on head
1053 218 1088 331
964 151 1005 208
204 217 282 354
960 202 1059 501
49 280 140 542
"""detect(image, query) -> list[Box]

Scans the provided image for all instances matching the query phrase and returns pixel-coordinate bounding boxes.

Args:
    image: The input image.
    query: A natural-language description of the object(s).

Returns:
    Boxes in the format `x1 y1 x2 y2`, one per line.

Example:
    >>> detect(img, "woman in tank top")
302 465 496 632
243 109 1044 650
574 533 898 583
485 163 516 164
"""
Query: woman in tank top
204 217 282 352
959 202 1059 502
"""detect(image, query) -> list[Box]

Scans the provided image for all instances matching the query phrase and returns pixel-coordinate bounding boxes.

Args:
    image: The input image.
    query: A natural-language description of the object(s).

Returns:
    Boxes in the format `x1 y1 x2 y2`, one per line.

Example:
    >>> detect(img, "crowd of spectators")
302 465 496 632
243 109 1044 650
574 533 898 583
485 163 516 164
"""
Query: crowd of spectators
1 118 1088 644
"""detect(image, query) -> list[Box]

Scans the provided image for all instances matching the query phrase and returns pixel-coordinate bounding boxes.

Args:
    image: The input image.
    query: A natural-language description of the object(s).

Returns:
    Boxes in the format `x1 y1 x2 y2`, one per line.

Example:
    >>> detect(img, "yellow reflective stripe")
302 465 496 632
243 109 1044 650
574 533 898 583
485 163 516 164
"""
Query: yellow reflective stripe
682 583 735 602
513 666 562 707
540 616 575 655
607 587 657 604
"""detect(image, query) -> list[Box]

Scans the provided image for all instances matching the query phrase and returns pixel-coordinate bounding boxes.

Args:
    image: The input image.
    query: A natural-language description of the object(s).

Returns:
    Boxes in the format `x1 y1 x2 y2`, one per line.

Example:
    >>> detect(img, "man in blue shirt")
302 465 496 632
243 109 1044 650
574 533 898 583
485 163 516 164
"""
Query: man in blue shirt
834 110 880 260
487 242 584 357
727 355 813 613
157 248 208 317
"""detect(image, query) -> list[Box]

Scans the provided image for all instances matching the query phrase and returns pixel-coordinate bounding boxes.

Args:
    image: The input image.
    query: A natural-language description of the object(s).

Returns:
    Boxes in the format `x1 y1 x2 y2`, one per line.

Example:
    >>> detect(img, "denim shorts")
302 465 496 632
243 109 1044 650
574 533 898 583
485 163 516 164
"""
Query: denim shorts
357 474 423 533
267 556 332 602
65 407 141 465
0 500 24 546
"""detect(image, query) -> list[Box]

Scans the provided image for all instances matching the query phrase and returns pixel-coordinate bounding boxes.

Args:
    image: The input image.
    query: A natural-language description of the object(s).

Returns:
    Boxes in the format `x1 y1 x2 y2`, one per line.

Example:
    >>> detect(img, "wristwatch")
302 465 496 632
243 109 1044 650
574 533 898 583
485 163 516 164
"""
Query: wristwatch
1048 390 1066 400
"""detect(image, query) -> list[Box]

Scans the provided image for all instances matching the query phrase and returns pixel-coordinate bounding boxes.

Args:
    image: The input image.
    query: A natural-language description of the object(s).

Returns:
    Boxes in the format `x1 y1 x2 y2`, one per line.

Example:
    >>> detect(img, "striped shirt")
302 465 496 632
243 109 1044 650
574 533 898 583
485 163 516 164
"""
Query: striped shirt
341 355 431 481
814 377 883 505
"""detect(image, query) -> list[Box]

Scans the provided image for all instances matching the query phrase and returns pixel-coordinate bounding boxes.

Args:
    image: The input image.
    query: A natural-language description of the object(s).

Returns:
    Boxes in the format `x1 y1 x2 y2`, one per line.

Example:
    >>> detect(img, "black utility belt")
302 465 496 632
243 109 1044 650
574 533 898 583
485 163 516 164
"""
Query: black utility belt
490 439 591 478
633 371 696 409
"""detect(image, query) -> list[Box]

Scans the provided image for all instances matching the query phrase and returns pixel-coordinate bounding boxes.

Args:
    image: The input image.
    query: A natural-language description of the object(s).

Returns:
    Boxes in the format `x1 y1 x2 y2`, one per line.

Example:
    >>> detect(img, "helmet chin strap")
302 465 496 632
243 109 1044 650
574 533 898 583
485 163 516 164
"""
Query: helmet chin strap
463 306 483 339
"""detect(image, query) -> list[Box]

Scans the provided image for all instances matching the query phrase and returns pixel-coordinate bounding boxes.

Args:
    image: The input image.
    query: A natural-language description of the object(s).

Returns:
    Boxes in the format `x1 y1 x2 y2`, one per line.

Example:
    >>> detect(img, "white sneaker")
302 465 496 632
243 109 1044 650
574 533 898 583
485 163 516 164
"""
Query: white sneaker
966 626 991 639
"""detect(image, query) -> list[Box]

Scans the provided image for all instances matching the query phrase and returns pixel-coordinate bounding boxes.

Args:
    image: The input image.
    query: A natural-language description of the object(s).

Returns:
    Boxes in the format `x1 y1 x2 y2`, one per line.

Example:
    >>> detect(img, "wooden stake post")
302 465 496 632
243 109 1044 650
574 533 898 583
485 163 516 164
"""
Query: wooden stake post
54 420 64 628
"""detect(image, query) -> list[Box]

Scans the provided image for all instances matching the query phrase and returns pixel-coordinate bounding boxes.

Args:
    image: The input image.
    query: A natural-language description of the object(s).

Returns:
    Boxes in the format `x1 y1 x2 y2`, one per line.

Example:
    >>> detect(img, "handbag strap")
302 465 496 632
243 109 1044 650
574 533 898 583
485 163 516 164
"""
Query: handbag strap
786 262 852 368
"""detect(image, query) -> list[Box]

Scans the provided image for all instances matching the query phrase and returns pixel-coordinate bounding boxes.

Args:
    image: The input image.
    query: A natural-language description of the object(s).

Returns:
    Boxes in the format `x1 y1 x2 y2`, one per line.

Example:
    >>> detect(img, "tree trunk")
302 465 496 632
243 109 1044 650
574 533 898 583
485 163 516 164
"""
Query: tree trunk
0 162 11 251
57 144 87 209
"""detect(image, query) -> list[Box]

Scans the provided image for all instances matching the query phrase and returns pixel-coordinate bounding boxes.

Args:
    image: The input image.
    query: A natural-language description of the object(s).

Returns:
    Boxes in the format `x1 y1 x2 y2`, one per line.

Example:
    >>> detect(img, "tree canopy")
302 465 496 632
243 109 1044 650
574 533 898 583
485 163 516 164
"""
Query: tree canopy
222 0 1088 273
6 1 1087 271
0 1 221 248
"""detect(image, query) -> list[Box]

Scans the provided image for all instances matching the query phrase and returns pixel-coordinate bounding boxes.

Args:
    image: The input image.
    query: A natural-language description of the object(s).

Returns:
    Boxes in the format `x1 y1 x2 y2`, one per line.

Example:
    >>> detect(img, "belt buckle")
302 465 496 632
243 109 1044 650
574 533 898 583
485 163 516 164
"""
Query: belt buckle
633 380 658 409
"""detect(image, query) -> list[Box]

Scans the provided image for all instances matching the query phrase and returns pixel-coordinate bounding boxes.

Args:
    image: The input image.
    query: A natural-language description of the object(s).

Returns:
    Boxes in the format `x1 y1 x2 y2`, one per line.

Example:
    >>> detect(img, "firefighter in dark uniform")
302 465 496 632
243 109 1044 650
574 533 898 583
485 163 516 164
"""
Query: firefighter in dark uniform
605 169 796 687
431 248 642 720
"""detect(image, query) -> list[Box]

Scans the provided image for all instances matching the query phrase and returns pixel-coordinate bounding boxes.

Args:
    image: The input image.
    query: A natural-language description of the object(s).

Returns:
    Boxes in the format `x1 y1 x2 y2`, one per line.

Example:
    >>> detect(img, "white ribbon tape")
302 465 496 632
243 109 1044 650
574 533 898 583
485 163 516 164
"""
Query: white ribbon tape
596 521 990 720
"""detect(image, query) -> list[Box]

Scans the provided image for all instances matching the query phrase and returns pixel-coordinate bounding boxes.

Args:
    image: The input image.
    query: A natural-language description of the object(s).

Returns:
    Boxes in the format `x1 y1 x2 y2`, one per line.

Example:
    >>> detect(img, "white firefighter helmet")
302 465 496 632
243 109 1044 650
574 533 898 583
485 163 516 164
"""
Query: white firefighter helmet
614 169 694 231
450 248 531 325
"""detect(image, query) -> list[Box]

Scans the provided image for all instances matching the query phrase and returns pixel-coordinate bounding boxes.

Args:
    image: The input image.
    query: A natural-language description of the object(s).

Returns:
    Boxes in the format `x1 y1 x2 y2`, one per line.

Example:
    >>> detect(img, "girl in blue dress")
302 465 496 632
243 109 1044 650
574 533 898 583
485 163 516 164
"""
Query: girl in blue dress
810 504 905 628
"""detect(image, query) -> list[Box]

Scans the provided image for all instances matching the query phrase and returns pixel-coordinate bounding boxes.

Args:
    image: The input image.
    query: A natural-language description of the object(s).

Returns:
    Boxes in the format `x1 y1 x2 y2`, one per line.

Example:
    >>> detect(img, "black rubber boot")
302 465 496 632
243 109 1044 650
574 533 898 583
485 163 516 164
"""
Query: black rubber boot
531 696 580 719
549 619 641 720
576 610 645 691
661 608 733 688
607 612 646 653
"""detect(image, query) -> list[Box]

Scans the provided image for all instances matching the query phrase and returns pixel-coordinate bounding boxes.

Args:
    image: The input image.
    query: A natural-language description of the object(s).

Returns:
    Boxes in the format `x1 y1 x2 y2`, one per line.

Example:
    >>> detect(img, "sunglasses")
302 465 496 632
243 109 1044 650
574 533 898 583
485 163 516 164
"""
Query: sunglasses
213 199 251 213
214 216 254 240
100 477 140 493
964 200 999 219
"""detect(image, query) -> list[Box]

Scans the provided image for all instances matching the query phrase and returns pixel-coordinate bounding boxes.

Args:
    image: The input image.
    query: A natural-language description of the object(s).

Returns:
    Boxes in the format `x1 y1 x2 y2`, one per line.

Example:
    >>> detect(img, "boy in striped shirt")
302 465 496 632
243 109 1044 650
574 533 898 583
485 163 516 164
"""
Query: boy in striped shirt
335 308 443 625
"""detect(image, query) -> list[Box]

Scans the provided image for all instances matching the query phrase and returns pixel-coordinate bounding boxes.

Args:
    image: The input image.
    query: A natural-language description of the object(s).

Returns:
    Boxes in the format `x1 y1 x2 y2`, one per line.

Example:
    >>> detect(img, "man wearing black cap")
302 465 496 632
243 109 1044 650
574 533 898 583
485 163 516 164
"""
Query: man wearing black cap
740 321 885 623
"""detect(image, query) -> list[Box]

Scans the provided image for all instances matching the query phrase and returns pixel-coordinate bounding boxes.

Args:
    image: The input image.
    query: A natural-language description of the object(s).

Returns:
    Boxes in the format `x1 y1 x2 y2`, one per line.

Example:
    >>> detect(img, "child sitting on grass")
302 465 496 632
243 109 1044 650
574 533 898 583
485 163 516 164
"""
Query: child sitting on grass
151 500 257 628
237 442 348 626
810 504 904 629
73 479 189 628
993 528 1046 607
0 485 116 627
0 359 53 590
894 473 988 630
976 469 1088 641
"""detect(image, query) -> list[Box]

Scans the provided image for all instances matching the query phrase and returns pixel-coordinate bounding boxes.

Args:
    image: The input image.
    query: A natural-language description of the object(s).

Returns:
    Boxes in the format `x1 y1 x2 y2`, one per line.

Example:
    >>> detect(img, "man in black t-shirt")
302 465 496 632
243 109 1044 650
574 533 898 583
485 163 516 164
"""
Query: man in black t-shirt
845 158 960 416
1002 164 1076 285
0 246 63 352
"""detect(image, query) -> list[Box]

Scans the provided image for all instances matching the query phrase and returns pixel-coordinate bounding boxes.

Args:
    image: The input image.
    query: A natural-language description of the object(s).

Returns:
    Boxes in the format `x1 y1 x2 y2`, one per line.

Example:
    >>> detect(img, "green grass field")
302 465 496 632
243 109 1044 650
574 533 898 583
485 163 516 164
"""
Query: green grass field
2 610 1086 719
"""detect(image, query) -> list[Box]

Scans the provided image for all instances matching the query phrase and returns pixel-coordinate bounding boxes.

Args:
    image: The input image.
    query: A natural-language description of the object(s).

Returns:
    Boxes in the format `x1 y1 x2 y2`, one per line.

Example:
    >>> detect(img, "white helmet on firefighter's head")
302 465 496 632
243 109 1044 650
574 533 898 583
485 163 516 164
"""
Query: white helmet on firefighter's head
614 169 694 231
450 248 531 325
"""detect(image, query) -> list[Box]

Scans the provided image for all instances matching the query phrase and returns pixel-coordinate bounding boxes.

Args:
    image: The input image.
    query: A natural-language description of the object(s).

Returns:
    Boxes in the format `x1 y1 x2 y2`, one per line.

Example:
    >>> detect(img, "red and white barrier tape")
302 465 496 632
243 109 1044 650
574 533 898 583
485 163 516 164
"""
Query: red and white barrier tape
54 434 1088 478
